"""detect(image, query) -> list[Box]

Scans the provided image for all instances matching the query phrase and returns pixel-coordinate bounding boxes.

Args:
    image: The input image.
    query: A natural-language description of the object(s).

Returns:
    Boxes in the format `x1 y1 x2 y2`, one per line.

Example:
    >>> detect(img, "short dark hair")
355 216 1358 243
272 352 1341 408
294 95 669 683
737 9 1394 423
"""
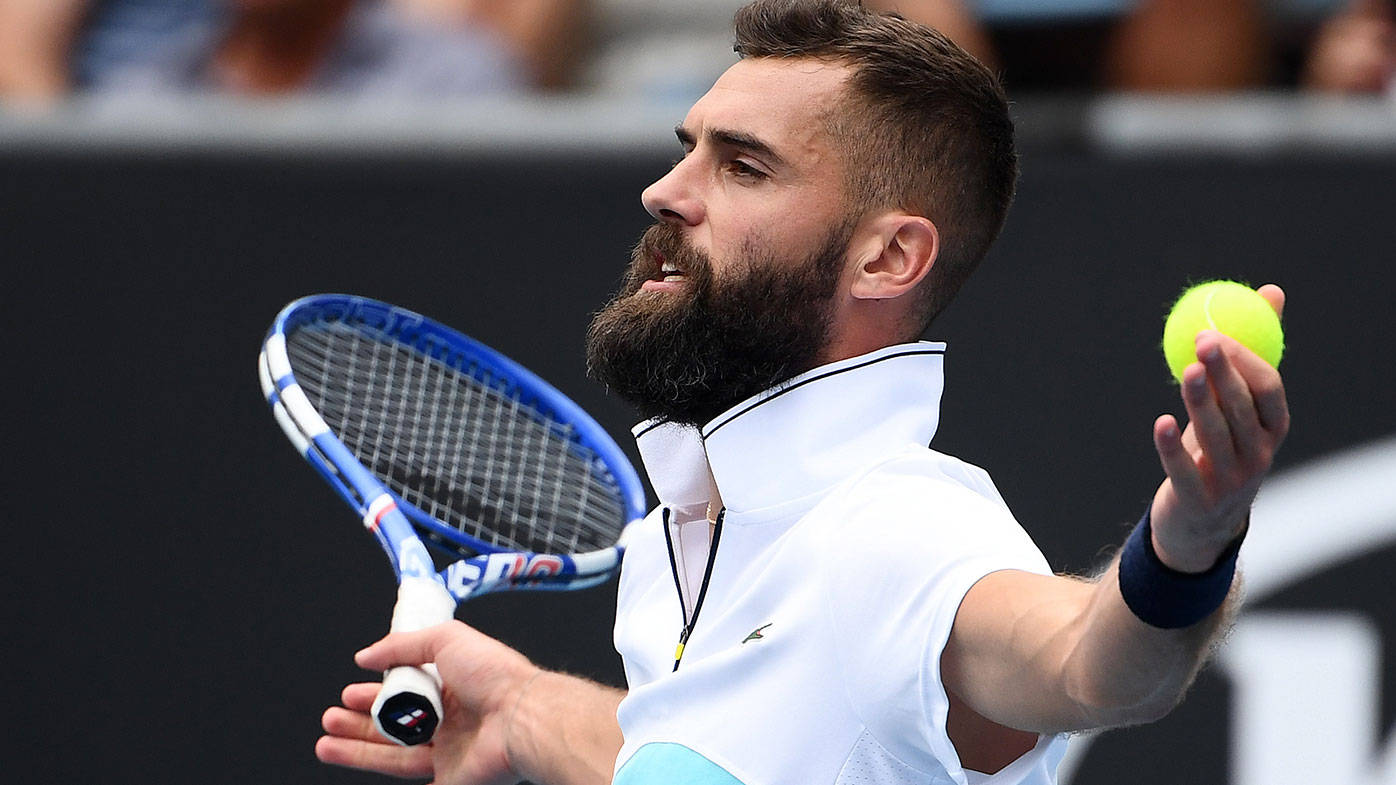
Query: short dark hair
733 0 1018 332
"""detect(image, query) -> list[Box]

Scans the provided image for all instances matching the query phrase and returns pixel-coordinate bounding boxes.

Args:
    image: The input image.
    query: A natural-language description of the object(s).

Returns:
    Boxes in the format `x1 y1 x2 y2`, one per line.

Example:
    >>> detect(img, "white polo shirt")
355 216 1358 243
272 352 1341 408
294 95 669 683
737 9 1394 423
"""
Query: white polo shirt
612 343 1068 785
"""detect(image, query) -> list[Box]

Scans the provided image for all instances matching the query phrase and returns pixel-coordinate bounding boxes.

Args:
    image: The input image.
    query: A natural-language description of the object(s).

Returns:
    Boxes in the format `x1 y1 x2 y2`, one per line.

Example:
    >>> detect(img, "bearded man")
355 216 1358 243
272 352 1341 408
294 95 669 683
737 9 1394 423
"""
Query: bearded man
315 1 1290 783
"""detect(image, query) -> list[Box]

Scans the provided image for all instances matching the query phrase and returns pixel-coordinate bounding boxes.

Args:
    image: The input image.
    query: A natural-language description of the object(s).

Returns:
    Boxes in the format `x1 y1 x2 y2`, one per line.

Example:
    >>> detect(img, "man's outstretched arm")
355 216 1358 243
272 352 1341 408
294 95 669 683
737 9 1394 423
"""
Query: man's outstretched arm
943 285 1289 734
316 621 624 785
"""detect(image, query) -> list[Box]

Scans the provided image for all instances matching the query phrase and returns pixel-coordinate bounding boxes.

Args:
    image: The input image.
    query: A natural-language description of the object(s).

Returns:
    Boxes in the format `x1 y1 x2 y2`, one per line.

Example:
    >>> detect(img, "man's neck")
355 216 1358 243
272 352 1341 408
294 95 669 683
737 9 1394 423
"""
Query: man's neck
703 456 724 523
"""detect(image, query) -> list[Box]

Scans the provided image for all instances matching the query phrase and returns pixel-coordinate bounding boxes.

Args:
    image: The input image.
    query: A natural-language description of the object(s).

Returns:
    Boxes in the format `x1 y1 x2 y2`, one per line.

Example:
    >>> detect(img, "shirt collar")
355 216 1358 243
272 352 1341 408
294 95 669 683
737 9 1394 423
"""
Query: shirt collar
632 342 947 516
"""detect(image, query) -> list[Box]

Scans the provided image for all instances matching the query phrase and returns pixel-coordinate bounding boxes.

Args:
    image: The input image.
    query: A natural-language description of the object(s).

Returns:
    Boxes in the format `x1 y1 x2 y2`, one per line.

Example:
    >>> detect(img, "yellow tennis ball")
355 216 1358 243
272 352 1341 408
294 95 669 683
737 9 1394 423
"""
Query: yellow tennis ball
1163 280 1284 381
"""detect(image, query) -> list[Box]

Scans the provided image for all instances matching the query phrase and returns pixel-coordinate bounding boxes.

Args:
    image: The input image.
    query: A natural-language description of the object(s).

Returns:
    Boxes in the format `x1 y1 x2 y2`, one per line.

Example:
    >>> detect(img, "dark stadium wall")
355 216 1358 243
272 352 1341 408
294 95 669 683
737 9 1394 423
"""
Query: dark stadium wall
7 147 1394 783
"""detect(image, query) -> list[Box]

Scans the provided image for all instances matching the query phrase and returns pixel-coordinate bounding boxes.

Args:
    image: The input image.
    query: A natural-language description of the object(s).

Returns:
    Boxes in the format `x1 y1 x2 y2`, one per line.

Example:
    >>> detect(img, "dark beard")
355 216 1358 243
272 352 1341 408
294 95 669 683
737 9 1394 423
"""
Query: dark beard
585 221 850 428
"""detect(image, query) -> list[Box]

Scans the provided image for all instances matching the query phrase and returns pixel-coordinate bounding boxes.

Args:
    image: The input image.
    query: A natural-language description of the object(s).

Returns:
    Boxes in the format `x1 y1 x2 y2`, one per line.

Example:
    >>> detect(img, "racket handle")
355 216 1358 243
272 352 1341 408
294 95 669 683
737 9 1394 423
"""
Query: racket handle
370 576 457 746
373 664 444 746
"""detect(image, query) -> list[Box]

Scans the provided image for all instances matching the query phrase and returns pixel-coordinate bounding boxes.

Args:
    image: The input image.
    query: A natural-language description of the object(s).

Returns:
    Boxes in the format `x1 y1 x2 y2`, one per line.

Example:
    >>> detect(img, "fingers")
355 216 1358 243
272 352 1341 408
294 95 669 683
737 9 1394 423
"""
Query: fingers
318 684 435 778
1252 363 1290 436
315 733 434 778
1211 282 1288 437
323 703 378 743
1256 283 1285 318
342 681 381 712
1167 329 1289 500
1215 327 1291 436
1153 414 1205 500
1198 328 1291 438
355 623 459 672
1189 335 1267 460
1178 352 1237 478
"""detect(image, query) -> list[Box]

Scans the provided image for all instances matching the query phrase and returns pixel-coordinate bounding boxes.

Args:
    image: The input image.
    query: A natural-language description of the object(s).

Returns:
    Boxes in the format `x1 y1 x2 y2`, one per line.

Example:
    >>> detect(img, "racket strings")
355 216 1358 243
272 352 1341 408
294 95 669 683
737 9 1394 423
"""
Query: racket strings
285 323 624 555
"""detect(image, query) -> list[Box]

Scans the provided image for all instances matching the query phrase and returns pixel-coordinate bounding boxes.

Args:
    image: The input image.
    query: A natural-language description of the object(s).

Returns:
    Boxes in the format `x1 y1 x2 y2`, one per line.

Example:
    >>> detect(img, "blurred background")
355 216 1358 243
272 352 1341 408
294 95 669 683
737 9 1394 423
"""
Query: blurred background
3 0 1393 782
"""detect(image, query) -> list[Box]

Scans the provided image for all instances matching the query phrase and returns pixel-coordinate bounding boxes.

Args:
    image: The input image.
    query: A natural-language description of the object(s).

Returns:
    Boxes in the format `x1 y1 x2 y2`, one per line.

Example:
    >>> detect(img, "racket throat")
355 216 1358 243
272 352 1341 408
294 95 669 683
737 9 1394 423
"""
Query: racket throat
663 506 725 672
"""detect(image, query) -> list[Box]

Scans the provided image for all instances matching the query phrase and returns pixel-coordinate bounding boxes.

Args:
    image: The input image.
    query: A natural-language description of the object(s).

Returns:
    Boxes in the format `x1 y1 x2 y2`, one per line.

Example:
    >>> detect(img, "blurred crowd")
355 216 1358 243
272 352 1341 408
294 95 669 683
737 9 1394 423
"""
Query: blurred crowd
0 0 1391 102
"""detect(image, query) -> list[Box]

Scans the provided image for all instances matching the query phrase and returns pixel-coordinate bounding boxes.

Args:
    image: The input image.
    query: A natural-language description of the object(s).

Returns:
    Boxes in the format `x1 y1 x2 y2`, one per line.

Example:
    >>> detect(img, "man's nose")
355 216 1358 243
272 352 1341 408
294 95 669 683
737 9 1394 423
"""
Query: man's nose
641 160 704 226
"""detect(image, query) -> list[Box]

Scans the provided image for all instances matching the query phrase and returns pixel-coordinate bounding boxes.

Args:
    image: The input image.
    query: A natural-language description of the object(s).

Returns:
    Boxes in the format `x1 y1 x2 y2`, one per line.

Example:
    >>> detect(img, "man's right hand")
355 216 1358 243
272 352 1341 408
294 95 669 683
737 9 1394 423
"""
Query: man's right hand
317 621 539 785
316 621 625 785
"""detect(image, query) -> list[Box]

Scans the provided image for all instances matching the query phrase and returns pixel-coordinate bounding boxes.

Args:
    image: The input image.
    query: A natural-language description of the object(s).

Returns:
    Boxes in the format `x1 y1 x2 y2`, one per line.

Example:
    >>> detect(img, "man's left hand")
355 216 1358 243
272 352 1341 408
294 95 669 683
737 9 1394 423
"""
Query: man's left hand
1149 284 1290 573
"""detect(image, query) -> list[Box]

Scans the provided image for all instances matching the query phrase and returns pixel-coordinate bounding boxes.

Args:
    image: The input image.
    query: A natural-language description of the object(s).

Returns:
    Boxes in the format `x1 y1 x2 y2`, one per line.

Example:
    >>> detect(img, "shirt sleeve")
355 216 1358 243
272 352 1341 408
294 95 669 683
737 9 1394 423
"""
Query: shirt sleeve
818 457 1052 776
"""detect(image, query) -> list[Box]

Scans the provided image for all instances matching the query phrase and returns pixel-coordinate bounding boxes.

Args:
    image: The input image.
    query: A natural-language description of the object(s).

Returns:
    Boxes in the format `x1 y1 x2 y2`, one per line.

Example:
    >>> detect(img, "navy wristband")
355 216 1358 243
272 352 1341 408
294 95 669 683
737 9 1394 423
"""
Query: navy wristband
1118 508 1243 629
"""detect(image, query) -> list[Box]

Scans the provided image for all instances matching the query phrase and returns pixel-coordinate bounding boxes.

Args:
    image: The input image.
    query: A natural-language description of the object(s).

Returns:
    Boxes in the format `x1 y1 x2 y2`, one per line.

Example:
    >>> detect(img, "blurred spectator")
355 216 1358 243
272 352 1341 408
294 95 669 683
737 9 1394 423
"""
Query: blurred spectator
580 0 989 99
0 0 88 99
579 0 755 99
865 0 998 67
976 0 1274 92
90 0 521 96
393 0 591 90
1302 0 1395 92
1102 0 1271 90
969 0 1390 94
0 0 588 100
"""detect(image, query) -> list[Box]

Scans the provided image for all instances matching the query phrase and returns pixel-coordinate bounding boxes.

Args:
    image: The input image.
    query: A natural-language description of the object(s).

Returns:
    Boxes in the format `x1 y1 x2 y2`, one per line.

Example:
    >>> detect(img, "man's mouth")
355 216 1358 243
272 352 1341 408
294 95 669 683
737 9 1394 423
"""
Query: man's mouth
646 248 687 283
658 258 685 282
638 253 687 293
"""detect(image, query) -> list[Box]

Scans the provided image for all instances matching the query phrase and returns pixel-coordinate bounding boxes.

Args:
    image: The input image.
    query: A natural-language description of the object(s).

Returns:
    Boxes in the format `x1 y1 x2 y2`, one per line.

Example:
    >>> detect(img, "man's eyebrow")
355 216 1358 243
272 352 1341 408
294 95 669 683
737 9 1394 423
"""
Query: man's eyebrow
673 125 786 168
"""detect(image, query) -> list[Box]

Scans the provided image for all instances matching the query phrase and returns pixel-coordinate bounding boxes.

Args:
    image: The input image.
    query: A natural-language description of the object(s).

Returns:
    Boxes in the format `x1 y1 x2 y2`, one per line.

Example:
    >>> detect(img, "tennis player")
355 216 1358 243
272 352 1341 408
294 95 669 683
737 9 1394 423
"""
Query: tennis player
316 1 1289 783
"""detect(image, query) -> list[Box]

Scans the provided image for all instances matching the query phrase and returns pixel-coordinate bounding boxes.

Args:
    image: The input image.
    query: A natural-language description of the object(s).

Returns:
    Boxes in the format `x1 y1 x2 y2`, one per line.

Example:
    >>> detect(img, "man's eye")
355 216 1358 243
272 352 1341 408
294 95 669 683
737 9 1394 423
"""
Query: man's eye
728 161 767 180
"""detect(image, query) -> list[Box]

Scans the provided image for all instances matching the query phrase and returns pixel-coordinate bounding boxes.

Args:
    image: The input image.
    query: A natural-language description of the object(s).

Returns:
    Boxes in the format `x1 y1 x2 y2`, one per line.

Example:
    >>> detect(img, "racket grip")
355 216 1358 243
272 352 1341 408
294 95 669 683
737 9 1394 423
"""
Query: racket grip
370 576 457 746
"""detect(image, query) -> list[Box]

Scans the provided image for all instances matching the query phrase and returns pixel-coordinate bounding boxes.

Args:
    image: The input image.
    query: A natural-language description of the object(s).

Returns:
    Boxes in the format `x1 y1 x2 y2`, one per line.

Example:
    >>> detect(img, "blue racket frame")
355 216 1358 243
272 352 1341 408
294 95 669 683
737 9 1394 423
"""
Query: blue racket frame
260 294 647 602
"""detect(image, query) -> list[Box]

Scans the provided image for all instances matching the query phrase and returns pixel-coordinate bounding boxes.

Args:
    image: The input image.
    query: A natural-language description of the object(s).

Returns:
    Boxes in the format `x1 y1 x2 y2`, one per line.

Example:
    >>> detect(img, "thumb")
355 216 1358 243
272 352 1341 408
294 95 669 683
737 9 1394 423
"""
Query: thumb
1256 283 1285 319
355 622 457 671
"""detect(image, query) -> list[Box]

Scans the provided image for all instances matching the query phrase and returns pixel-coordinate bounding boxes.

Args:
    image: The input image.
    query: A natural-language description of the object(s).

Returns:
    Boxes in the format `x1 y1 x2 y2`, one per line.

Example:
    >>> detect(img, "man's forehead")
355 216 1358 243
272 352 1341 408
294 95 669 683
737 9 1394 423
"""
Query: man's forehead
681 58 852 160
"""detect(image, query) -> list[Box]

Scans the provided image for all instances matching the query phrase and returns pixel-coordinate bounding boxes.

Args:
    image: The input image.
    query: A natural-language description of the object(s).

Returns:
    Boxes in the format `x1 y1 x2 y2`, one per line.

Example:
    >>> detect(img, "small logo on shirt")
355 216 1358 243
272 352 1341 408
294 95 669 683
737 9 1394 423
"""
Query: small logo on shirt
742 623 772 644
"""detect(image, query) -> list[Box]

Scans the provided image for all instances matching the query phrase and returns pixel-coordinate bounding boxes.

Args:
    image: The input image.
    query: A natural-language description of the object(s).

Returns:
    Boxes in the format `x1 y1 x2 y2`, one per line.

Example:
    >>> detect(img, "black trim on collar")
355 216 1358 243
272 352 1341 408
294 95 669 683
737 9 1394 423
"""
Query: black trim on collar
700 347 946 440
633 418 672 440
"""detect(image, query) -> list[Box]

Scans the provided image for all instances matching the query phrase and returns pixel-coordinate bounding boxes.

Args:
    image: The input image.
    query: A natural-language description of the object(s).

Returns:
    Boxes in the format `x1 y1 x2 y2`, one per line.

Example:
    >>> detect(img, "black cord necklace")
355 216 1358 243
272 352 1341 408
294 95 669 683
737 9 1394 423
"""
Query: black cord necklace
662 507 726 672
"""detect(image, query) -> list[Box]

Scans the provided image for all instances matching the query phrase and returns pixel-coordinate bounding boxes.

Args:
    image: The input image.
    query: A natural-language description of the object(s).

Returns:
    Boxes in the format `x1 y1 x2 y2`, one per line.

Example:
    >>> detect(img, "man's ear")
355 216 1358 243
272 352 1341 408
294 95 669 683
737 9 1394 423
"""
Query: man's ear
849 214 939 300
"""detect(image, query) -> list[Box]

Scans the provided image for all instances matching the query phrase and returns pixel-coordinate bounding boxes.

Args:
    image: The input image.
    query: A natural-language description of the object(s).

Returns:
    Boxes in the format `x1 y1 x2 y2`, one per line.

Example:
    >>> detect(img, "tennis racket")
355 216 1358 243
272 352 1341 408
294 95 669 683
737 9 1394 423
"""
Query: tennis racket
257 294 646 746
